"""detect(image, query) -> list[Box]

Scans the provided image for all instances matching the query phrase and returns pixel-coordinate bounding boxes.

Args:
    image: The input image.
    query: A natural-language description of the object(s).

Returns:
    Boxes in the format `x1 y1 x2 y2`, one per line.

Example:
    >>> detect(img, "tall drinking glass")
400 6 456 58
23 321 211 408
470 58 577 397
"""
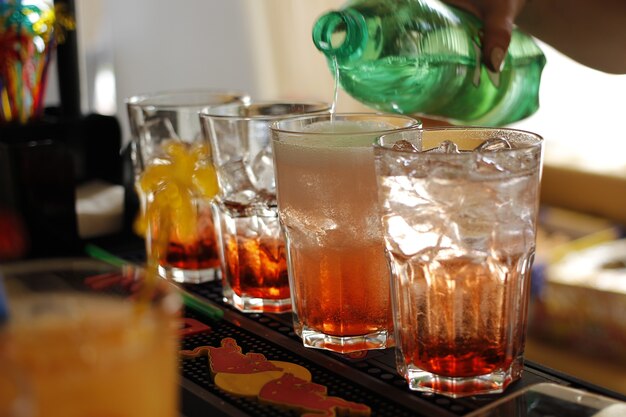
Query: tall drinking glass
200 101 331 313
271 113 420 353
127 90 249 284
0 258 181 416
374 127 543 397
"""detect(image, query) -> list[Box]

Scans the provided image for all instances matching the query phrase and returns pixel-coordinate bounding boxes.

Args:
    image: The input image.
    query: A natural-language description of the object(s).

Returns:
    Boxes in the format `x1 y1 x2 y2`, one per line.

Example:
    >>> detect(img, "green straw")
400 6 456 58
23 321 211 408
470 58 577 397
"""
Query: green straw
84 244 224 321
84 244 126 268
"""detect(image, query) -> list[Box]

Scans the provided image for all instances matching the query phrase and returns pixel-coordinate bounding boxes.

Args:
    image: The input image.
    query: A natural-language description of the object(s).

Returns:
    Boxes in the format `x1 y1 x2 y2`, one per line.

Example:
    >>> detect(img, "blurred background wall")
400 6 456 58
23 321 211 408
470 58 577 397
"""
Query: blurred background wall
43 0 626 177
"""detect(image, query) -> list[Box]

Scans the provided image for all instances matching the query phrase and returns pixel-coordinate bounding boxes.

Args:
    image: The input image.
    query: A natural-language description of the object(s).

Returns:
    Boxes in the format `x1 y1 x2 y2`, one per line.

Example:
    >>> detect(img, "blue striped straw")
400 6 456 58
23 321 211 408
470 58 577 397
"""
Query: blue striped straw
0 273 8 324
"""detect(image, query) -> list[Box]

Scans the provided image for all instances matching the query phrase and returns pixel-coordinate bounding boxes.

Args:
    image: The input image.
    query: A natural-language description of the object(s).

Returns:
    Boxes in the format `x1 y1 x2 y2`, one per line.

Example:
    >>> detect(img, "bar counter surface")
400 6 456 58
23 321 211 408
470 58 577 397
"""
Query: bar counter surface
102 239 626 417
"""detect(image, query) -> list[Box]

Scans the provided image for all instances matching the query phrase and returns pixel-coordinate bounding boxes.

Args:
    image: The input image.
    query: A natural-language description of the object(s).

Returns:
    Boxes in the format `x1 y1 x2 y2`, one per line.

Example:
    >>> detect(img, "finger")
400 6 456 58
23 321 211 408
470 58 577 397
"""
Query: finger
481 12 514 72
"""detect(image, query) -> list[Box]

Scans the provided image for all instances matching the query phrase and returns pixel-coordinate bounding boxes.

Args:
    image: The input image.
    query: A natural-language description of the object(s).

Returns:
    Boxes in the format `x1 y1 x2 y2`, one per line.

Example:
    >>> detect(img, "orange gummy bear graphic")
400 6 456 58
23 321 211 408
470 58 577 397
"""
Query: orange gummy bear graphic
180 338 370 417
259 372 371 417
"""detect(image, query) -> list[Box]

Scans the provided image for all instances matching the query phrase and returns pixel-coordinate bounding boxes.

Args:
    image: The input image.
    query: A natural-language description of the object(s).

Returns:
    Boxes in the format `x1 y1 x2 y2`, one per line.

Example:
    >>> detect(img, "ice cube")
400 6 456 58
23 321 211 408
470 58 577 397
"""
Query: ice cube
424 140 460 154
219 159 255 196
223 190 257 209
255 189 277 208
473 138 514 174
474 137 512 152
138 117 181 161
250 145 275 191
392 140 419 152
249 213 282 240
220 188 278 218
142 117 179 141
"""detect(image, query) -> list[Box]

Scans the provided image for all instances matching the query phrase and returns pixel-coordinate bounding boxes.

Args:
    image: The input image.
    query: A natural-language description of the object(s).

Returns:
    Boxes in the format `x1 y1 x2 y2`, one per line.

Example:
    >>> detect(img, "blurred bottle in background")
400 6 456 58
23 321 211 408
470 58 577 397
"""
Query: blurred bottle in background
0 207 28 262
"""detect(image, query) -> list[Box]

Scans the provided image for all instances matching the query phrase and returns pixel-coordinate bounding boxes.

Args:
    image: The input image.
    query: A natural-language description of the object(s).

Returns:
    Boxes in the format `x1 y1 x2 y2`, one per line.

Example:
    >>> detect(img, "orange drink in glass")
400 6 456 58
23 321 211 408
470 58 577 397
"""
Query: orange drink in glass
0 259 181 417
271 113 419 353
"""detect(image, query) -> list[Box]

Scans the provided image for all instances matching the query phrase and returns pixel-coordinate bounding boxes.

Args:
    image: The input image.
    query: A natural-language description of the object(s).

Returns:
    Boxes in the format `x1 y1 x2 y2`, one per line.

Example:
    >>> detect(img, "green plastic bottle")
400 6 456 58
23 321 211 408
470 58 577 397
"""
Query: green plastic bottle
312 0 546 126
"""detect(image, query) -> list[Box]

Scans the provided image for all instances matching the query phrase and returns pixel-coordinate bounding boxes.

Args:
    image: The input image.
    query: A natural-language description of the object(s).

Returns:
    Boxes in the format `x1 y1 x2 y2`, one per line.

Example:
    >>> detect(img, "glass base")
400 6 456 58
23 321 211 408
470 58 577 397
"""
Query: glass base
301 326 391 354
226 291 292 314
404 357 523 398
158 265 220 284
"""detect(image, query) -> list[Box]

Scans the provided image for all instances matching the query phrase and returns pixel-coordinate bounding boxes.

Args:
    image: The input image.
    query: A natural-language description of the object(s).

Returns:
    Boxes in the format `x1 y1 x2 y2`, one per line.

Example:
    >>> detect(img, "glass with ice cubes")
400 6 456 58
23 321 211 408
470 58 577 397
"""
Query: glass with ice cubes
199 101 331 313
127 90 249 284
373 127 543 397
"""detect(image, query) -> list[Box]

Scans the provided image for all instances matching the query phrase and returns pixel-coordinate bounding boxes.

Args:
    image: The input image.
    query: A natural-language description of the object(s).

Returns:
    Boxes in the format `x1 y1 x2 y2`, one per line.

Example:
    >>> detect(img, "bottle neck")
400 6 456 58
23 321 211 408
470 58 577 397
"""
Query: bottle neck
312 9 367 60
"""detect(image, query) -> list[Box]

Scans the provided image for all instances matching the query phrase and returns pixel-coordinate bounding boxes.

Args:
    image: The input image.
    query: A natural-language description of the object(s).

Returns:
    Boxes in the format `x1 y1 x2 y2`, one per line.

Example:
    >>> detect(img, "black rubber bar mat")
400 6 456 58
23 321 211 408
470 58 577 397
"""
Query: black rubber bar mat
179 279 626 417
109 244 625 417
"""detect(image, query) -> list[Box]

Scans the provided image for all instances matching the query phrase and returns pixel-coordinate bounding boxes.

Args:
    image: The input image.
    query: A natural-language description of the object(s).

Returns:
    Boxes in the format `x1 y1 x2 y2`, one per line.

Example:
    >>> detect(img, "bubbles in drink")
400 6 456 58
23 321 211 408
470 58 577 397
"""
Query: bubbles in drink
297 120 403 152
330 55 339 122
302 120 398 135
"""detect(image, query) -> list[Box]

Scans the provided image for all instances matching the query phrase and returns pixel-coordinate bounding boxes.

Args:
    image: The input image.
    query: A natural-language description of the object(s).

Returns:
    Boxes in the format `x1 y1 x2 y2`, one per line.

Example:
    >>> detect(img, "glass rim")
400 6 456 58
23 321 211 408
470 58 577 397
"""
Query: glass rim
0 257 181 311
270 112 421 136
125 89 250 110
374 125 544 154
198 100 333 121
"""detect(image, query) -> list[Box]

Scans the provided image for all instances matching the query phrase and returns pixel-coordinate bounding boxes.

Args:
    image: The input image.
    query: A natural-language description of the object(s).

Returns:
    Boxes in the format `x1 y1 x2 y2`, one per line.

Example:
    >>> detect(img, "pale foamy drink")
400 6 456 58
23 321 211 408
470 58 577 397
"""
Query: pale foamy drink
271 114 419 353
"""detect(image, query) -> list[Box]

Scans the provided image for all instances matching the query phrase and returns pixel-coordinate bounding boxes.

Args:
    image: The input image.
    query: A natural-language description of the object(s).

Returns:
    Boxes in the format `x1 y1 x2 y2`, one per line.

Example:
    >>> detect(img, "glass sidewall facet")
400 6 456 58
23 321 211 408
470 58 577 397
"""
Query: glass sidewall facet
374 127 543 397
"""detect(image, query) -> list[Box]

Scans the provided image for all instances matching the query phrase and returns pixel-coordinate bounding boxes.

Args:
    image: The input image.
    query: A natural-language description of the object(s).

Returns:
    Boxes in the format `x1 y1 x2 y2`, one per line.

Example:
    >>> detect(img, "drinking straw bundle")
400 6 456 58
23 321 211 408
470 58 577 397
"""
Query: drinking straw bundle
0 0 73 124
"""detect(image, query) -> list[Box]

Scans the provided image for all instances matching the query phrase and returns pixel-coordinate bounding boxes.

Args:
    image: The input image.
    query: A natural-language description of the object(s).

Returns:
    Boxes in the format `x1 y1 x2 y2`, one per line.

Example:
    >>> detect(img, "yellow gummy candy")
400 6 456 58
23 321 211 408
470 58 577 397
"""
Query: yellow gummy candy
162 141 188 160
139 164 174 193
136 140 218 244
193 166 219 197
133 212 147 237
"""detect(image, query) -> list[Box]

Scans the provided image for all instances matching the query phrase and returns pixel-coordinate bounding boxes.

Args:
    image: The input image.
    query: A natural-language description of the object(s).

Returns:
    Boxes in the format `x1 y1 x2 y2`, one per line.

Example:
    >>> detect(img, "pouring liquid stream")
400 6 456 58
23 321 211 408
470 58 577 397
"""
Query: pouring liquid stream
330 55 339 123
